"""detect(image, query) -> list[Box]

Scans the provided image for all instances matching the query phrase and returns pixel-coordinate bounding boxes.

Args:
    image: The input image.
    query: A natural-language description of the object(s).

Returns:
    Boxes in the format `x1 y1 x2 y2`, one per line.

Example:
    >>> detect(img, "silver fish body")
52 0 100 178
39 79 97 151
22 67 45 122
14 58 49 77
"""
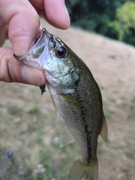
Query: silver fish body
15 28 108 180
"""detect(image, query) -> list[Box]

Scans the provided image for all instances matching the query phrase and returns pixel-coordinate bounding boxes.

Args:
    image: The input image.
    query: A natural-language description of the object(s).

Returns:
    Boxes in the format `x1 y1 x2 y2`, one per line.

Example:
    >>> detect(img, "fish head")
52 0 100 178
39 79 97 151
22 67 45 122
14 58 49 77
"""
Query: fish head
15 28 80 93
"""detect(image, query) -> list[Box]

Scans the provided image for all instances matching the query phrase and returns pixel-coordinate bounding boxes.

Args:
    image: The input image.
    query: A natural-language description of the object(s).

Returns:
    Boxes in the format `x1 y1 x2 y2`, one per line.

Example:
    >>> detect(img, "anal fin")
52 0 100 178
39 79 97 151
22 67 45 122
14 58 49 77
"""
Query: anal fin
100 115 108 142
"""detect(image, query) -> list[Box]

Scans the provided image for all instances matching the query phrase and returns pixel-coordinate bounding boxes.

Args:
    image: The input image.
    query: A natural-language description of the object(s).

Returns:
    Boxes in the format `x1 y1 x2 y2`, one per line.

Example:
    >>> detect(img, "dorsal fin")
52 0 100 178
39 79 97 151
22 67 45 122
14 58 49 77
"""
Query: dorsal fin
100 115 108 142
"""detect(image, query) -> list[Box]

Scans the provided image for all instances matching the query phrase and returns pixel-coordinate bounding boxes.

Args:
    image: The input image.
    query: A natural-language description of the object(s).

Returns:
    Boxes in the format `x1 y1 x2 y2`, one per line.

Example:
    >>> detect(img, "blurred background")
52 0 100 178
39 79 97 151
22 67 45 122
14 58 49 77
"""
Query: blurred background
66 0 135 46
0 0 135 179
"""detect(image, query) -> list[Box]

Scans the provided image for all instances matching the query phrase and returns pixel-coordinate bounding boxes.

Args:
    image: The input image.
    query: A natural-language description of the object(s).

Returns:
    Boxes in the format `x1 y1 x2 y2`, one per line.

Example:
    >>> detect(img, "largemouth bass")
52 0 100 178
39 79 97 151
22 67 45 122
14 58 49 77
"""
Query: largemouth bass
15 28 108 180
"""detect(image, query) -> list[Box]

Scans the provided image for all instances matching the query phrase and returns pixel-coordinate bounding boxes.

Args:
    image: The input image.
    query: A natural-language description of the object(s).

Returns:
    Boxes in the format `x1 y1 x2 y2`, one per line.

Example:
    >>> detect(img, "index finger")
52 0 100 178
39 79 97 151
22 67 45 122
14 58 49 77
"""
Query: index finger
29 0 70 29
0 0 40 56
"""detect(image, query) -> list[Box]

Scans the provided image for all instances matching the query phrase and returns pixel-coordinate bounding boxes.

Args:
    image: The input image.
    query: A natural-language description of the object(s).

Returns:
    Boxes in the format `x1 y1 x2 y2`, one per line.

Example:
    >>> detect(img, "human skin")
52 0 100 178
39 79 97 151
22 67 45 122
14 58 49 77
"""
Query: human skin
0 0 70 86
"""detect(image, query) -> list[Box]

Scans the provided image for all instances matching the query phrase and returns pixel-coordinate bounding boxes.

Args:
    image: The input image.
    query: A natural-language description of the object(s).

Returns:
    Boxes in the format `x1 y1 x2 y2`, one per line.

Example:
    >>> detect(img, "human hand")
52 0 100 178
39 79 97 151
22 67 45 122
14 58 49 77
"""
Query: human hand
0 0 70 86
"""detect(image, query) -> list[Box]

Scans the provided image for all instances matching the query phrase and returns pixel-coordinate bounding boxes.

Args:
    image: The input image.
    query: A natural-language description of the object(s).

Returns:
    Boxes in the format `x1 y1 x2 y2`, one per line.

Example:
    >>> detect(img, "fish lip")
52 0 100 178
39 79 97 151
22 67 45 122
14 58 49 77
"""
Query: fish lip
14 28 50 67
42 28 51 39
35 28 50 45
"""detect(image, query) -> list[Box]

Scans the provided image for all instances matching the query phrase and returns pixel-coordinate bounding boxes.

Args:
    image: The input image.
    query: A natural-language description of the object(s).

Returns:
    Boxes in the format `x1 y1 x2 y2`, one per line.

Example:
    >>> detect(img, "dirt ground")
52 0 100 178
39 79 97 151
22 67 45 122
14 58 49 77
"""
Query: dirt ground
1 18 135 180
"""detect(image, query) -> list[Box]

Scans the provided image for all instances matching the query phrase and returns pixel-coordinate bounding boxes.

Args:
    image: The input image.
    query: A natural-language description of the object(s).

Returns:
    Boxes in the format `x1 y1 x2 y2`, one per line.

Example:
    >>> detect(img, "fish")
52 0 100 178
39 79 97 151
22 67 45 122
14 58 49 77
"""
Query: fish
14 28 108 180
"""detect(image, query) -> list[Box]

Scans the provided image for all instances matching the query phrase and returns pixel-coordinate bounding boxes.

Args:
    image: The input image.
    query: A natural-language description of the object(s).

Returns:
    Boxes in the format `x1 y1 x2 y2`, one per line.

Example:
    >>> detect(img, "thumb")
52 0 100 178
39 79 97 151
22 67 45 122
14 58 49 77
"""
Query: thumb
0 48 46 86
0 0 39 56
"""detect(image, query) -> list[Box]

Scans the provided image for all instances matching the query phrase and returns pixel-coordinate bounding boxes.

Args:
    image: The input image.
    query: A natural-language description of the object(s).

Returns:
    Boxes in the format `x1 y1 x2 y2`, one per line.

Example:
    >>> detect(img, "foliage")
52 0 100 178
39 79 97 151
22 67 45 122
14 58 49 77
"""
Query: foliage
66 0 123 34
110 1 135 40
66 0 135 46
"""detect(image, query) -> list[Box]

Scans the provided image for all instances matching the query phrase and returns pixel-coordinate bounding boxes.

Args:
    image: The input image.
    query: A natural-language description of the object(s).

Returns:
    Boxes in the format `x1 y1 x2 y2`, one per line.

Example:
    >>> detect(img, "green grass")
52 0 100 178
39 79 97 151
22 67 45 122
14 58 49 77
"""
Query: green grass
0 97 78 179
28 106 40 115
104 108 114 120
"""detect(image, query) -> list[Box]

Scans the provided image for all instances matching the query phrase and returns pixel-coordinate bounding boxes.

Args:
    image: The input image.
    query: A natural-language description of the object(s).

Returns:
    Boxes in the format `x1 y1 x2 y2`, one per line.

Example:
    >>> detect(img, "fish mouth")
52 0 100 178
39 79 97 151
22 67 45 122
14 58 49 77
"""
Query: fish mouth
14 28 50 68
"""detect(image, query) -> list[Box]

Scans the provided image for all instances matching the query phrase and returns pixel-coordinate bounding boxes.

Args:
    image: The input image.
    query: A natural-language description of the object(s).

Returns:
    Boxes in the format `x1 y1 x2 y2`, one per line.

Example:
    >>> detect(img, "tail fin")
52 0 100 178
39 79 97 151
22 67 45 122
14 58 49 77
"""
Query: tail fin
68 159 98 180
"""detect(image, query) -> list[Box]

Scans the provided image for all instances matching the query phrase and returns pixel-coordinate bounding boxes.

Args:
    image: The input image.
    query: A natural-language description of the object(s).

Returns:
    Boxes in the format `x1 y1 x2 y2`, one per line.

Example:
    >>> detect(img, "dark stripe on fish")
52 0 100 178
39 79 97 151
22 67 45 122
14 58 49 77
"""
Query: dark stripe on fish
78 94 92 165
84 124 92 164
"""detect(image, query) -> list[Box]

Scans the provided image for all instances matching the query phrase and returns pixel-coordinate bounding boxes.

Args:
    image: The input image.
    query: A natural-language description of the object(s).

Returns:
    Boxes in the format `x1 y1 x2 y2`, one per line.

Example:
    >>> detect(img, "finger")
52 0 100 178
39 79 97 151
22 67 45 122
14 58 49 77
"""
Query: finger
0 48 46 86
44 0 70 29
29 0 44 9
0 0 40 56
30 0 70 29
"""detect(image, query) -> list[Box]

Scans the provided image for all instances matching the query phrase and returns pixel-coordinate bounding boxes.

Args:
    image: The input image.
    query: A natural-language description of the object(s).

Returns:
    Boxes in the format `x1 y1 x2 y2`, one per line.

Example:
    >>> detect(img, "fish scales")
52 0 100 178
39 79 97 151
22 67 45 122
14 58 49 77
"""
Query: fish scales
49 61 103 162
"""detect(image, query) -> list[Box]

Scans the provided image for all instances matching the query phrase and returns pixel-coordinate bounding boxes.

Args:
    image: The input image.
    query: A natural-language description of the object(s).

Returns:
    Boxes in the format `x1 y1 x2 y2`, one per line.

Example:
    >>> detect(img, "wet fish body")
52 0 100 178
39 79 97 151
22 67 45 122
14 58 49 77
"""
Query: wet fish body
16 28 108 180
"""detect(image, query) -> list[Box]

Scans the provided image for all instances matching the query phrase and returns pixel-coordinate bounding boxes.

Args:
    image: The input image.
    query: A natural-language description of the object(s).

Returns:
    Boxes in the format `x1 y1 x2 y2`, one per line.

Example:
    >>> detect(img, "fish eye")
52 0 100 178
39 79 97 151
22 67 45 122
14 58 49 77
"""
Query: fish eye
55 47 67 58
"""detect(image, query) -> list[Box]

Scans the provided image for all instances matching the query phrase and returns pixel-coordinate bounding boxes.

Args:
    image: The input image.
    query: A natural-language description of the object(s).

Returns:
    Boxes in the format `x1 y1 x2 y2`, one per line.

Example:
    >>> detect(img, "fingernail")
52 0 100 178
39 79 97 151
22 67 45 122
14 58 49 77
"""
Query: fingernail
63 5 70 29
21 65 45 86
64 5 70 19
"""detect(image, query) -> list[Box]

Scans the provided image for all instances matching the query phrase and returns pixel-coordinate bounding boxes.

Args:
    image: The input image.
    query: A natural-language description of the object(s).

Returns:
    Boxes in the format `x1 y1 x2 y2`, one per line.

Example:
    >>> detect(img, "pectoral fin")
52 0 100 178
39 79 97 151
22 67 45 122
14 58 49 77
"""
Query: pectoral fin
100 115 108 142
60 126 75 148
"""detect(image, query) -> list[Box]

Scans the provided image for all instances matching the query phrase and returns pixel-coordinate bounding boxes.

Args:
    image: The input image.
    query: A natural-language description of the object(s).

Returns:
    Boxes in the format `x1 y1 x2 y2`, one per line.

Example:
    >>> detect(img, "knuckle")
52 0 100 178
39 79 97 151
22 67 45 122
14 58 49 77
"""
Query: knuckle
0 48 13 82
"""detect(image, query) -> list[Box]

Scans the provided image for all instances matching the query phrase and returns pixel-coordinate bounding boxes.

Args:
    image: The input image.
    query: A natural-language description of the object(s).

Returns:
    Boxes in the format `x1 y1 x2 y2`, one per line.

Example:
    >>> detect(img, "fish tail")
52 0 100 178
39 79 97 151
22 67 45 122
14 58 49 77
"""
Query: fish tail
68 159 98 180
